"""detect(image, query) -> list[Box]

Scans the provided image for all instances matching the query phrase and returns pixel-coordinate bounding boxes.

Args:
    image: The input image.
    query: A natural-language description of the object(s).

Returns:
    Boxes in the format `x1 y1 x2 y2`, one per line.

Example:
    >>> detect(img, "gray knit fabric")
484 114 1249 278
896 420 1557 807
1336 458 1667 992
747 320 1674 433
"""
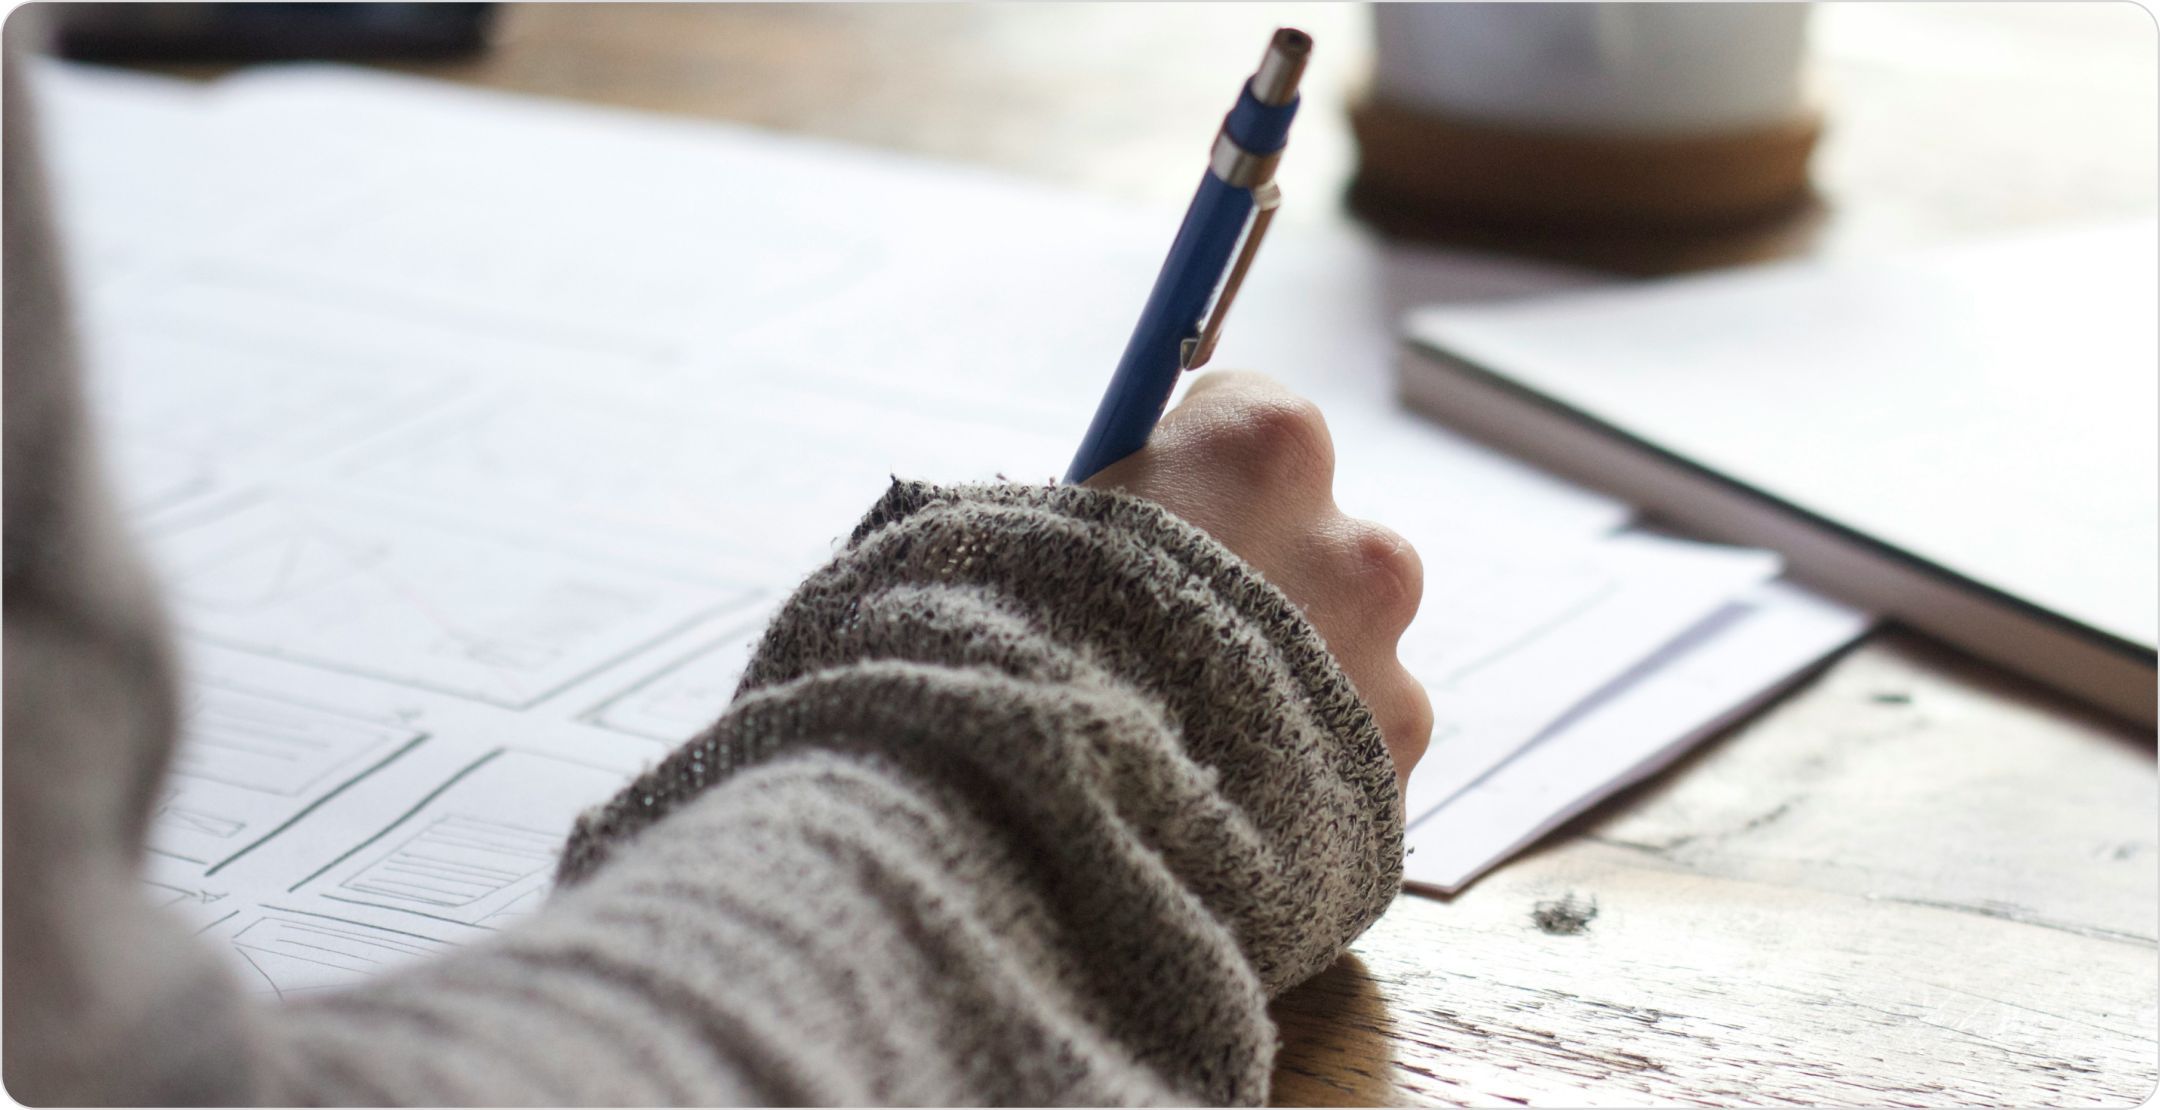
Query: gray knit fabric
3 51 1403 1106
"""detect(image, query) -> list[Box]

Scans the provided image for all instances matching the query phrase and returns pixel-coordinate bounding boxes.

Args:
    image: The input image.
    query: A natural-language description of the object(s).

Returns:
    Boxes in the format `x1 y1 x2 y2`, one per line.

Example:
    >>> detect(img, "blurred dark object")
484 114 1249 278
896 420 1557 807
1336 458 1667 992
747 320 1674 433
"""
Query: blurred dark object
1350 95 1821 235
50 3 495 64
1348 3 1825 276
1347 94 1827 277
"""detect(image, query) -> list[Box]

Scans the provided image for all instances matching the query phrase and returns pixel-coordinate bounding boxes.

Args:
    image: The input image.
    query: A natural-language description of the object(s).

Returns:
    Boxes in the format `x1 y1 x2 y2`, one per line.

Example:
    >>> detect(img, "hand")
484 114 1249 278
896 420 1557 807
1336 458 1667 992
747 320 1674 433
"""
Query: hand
1082 371 1432 791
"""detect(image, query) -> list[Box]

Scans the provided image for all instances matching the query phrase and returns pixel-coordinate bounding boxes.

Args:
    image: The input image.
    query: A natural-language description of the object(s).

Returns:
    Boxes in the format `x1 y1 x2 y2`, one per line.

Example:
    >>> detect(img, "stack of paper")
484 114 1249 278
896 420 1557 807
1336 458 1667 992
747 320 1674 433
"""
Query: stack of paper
34 61 1864 997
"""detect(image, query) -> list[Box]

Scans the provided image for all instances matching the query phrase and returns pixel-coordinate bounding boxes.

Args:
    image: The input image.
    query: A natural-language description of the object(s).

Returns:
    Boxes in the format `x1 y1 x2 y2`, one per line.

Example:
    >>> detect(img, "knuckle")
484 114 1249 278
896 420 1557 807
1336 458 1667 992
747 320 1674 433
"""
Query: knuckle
1387 674 1435 764
1212 395 1335 491
1245 394 1331 456
1344 520 1423 624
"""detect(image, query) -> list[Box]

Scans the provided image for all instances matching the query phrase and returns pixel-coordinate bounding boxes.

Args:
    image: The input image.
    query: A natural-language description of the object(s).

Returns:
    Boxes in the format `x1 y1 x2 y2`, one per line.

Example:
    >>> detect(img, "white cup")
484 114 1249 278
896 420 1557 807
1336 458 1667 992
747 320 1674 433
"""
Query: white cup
1372 3 1813 136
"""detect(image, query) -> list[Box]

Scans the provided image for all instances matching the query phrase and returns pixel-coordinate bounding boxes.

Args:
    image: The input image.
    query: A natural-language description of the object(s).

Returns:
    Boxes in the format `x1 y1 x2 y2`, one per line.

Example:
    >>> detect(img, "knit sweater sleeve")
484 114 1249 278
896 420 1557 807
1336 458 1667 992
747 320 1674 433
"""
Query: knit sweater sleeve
262 478 1404 1106
5 34 1399 1102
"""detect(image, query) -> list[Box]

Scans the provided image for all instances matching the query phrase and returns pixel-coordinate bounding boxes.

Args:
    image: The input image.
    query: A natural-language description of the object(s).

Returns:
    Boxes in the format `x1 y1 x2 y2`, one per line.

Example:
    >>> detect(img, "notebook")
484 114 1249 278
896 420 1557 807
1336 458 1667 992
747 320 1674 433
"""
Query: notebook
1402 223 2158 727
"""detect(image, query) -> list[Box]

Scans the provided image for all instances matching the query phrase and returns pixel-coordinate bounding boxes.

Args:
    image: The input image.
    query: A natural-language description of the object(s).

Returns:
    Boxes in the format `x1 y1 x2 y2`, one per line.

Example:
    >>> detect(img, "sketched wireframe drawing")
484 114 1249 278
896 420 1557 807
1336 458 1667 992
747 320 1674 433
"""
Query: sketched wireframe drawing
83 319 465 483
170 686 419 796
137 874 239 934
341 390 885 569
583 608 773 741
151 498 750 708
140 878 229 910
229 912 455 999
339 815 559 909
303 749 628 927
149 687 424 870
152 791 247 843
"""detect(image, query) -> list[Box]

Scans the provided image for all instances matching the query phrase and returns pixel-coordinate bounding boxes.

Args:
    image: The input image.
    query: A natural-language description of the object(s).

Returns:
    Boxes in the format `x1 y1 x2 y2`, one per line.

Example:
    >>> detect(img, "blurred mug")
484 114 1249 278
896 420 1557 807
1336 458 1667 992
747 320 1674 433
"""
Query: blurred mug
1353 3 1821 237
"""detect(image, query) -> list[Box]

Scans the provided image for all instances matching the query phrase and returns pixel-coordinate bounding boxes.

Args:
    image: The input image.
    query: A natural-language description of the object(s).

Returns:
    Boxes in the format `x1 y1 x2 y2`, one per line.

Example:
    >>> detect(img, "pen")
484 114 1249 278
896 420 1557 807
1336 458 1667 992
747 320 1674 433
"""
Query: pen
1063 28 1309 484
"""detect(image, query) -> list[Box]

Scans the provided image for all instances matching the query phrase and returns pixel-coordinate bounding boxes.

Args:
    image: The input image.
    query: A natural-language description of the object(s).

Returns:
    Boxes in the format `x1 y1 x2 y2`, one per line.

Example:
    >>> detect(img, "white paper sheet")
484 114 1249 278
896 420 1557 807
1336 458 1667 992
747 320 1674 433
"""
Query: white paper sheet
28 62 1862 989
1399 533 1783 820
1403 581 1870 893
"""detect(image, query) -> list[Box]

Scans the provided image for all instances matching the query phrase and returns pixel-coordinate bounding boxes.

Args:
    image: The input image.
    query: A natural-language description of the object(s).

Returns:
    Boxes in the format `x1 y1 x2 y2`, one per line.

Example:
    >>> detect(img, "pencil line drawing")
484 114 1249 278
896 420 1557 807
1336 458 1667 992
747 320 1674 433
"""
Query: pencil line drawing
339 815 559 909
153 499 750 709
294 749 628 928
139 877 240 933
336 386 916 571
583 610 773 741
84 319 465 476
153 794 246 841
145 686 426 876
202 734 429 878
229 911 456 1000
170 687 417 796
290 750 507 893
140 878 229 909
478 886 546 928
100 440 215 515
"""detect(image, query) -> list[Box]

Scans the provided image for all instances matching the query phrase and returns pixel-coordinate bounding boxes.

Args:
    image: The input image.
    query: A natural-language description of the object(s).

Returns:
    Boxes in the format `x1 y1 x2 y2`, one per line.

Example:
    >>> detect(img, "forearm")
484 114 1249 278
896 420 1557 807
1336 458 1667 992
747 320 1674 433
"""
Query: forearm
272 739 1249 1104
267 481 1402 1105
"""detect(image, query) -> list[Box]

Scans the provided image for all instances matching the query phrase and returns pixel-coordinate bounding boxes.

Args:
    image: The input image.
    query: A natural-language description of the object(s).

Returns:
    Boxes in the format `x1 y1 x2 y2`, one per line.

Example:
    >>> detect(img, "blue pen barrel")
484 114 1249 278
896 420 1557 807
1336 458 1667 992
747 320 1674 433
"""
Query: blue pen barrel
1062 29 1307 484
1225 81 1299 154
1062 173 1256 483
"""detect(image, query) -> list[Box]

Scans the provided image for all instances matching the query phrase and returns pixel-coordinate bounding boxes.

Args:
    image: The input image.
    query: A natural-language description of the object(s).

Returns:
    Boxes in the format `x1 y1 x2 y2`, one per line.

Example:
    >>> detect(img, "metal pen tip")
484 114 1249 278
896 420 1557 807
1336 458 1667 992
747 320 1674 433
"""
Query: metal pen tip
1252 28 1311 107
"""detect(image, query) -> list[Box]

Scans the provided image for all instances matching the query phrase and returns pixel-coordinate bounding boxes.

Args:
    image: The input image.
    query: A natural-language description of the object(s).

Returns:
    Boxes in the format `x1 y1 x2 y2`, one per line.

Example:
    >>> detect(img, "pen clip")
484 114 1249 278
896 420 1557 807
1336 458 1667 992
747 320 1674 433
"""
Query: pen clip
1181 180 1282 372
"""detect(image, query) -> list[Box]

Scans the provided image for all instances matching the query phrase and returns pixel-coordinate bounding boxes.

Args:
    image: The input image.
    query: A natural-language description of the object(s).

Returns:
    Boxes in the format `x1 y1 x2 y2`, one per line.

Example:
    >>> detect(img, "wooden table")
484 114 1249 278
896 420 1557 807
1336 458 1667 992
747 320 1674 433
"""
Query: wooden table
173 3 2160 1102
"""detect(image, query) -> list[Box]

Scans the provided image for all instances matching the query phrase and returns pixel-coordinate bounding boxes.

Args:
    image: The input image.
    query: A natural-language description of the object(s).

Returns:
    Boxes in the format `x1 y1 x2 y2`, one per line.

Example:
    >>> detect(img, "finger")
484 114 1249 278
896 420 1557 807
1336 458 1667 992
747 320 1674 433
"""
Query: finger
1378 667 1434 781
1160 378 1335 503
1174 368 1282 406
1282 516 1421 648
1338 518 1423 644
1082 370 1298 494
1167 370 1310 435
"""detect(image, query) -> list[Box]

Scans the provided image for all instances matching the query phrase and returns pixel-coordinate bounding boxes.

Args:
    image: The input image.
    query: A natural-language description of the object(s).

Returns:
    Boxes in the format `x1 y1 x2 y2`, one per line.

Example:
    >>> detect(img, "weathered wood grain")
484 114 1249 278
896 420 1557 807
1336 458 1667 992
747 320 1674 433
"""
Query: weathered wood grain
1272 632 2156 1106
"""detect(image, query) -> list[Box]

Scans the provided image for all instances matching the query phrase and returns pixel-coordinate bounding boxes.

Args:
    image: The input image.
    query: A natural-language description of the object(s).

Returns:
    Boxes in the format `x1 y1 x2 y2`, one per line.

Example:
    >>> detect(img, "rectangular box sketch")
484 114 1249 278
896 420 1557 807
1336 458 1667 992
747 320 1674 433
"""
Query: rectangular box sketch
228 911 456 1000
83 320 463 482
583 611 773 741
302 749 628 927
169 686 419 795
139 877 239 934
340 815 560 910
149 686 422 868
340 390 891 570
149 498 752 708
